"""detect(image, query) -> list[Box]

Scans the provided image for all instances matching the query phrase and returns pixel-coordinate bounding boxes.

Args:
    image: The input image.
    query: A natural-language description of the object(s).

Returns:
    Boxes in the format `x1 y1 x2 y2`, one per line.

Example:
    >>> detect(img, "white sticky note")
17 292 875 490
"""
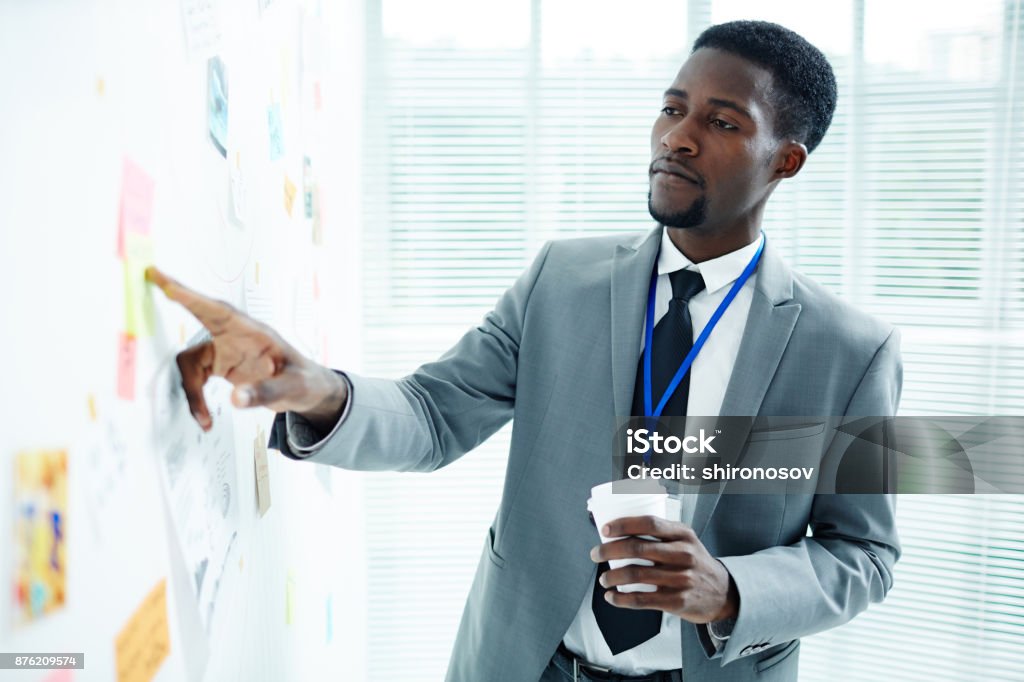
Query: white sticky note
180 0 222 59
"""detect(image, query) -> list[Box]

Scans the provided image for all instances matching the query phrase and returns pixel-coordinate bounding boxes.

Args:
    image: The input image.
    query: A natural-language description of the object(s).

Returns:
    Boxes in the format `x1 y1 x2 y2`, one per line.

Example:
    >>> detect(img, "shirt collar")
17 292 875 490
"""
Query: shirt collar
656 227 764 295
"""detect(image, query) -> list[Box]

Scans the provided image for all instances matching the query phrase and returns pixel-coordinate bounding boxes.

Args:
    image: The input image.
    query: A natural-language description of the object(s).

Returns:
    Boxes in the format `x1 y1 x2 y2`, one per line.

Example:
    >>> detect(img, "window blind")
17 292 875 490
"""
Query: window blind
360 1 1024 679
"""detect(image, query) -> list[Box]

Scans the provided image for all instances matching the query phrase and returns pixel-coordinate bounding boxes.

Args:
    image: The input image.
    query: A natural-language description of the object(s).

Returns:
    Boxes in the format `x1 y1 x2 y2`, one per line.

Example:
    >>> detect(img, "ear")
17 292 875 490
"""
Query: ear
774 141 808 179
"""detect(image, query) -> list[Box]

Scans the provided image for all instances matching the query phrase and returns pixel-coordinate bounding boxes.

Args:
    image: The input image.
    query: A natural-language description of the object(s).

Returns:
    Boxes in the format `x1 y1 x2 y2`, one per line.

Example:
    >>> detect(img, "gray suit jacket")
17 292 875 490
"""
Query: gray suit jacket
277 227 903 681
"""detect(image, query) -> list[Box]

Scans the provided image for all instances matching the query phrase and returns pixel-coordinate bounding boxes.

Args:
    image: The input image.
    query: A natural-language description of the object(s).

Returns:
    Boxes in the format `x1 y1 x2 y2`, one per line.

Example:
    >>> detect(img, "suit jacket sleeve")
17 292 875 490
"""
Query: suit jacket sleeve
698 328 904 665
275 240 554 473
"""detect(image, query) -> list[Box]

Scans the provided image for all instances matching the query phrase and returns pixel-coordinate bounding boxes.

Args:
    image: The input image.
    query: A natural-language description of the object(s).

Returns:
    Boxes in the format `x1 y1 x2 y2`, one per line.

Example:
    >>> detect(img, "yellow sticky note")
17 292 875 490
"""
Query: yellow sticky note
284 176 297 217
123 236 155 338
115 579 170 682
87 393 97 421
286 571 296 625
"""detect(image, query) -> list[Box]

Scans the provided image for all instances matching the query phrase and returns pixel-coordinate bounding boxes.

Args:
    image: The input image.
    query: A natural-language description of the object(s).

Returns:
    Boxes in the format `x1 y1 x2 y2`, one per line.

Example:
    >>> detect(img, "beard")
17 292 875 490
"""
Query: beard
648 190 708 229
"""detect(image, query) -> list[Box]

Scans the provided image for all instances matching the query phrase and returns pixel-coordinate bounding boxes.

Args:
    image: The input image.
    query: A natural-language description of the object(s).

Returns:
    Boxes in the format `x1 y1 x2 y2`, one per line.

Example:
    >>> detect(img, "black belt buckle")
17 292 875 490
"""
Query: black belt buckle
574 657 614 681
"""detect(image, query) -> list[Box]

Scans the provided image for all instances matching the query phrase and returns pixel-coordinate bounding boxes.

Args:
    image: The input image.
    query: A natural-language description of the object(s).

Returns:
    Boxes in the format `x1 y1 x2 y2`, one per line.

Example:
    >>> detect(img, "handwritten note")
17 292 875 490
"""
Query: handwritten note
115 579 170 682
267 104 284 160
117 334 137 400
152 373 239 634
284 176 297 217
254 428 271 517
116 159 155 259
180 0 222 60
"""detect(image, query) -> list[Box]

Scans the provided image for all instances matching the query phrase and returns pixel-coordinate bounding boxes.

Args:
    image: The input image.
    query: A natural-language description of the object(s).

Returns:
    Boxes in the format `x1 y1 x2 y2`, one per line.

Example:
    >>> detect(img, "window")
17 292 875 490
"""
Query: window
361 1 1024 679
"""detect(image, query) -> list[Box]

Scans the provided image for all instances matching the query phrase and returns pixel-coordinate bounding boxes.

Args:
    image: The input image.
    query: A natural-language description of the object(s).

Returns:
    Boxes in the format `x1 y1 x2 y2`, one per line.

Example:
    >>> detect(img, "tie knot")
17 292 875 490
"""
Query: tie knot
669 268 705 302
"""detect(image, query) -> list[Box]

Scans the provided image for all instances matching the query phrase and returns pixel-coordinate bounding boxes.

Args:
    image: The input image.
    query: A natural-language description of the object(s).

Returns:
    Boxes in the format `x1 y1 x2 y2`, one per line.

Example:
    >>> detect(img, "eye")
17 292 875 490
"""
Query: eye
712 118 738 131
660 106 681 116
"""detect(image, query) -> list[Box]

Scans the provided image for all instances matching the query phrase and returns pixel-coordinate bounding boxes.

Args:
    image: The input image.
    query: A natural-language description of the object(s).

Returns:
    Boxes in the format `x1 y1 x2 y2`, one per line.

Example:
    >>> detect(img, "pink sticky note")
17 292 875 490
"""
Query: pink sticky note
117 158 155 258
117 333 137 400
43 668 74 682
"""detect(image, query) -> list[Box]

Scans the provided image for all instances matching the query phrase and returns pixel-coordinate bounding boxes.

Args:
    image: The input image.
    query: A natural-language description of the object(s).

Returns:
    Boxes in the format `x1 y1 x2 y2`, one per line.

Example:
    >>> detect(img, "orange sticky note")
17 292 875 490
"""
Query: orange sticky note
284 176 297 216
117 334 137 400
115 580 170 682
116 159 155 259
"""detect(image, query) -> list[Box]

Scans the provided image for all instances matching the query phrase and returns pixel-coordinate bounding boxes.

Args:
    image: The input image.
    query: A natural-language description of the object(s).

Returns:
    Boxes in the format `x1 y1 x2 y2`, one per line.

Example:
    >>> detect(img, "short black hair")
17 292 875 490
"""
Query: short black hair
692 20 837 154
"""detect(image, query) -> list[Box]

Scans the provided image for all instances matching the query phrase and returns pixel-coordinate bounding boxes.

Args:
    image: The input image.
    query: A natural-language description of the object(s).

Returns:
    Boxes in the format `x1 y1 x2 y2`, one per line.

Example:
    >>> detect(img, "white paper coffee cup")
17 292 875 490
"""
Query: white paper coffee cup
588 481 668 593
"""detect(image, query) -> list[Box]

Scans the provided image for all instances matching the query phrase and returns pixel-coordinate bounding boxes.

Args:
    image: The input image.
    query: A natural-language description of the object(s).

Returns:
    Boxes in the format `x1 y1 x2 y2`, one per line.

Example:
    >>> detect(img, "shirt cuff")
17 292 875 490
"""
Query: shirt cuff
284 372 354 456
707 617 736 644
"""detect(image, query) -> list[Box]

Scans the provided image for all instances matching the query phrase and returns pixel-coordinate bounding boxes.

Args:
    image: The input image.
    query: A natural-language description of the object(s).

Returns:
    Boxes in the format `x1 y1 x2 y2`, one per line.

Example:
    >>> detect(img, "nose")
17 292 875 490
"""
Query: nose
660 116 699 156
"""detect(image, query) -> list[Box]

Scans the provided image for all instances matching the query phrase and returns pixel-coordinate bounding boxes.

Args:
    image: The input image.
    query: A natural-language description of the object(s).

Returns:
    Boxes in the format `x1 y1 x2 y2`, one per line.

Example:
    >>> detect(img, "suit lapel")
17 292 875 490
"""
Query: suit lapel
610 228 663 419
691 240 802 538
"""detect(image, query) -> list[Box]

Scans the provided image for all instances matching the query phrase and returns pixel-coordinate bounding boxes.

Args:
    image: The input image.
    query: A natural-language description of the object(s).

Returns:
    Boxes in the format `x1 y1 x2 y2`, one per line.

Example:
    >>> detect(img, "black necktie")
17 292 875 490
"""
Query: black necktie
592 268 706 655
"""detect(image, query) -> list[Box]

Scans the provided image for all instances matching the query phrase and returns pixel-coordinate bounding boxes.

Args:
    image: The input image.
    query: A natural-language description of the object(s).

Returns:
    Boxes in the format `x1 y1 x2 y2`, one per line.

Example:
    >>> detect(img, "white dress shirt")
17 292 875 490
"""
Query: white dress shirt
560 229 762 675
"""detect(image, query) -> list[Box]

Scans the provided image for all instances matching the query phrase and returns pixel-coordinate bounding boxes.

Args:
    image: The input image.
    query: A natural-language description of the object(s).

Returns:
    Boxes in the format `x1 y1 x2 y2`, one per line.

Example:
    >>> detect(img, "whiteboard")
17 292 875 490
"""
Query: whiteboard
0 0 368 680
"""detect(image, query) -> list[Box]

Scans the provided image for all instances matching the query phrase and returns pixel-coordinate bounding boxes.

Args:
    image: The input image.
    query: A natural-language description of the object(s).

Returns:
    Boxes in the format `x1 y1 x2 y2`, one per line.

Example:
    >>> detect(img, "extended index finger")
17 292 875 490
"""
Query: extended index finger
146 266 234 332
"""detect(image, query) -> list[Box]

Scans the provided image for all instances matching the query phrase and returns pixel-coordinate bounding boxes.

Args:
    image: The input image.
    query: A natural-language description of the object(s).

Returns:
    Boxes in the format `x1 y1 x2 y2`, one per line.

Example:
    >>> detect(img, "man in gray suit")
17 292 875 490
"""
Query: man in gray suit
150 20 901 682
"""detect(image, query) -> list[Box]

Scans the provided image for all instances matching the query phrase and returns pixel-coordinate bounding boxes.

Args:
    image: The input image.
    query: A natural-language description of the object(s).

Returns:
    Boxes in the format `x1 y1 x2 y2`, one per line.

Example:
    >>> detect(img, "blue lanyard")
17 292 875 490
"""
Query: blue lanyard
643 235 765 418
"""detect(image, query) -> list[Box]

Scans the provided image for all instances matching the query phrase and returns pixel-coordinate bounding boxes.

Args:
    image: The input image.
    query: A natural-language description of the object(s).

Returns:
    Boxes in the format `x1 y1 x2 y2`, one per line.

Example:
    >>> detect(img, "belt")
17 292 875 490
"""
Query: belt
553 643 683 682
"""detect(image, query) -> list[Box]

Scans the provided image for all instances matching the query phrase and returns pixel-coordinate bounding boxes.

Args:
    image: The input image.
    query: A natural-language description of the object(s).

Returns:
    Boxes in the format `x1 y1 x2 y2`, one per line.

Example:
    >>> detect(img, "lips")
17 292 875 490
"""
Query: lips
651 160 702 187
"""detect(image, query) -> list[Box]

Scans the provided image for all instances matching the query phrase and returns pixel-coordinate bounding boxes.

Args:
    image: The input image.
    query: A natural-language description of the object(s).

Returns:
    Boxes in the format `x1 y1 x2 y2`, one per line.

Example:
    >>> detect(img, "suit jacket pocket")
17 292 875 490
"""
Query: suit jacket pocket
486 526 506 569
755 639 799 673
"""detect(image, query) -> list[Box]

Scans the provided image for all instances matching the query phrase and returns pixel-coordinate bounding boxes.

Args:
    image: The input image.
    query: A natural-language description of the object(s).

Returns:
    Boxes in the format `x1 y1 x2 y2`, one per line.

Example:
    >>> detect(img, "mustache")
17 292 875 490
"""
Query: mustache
649 156 706 189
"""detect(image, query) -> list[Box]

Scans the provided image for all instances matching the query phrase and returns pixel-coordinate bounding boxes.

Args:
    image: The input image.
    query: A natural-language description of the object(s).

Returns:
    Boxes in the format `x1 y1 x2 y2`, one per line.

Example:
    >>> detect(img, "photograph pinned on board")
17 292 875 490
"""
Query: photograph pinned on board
207 56 228 158
13 449 68 626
